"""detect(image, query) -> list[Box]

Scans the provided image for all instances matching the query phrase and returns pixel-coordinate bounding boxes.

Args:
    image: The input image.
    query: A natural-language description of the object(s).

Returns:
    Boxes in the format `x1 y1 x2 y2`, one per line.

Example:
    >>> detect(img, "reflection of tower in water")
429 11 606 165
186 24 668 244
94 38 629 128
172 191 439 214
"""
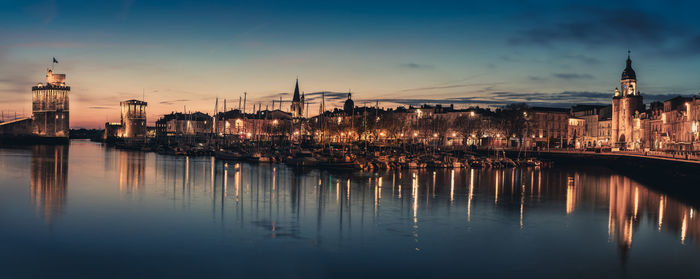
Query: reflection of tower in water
118 151 146 192
602 175 700 262
607 175 639 263
30 145 68 223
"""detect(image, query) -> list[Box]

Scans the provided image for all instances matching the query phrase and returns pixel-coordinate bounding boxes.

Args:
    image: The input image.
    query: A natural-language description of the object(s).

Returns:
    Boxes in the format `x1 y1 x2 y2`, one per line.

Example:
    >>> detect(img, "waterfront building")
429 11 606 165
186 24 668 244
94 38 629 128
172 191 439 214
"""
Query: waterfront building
120 100 148 138
215 109 292 140
612 53 645 150
524 107 570 148
571 105 612 148
155 112 212 136
104 100 148 140
567 117 585 149
598 118 613 147
32 69 70 138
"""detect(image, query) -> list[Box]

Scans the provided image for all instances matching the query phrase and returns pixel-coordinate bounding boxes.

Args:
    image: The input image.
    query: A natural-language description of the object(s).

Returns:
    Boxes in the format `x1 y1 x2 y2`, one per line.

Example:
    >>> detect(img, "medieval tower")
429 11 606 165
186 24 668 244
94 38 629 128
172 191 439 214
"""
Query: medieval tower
120 99 148 138
611 53 644 149
32 68 70 138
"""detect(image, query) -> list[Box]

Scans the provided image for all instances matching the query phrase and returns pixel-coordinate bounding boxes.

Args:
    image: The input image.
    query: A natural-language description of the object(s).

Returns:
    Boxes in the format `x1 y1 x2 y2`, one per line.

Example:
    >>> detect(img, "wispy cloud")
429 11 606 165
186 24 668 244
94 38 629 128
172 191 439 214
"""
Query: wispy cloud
553 73 594 80
303 91 350 101
561 54 601 65
400 82 505 92
399 62 434 70
159 99 191 105
376 91 699 108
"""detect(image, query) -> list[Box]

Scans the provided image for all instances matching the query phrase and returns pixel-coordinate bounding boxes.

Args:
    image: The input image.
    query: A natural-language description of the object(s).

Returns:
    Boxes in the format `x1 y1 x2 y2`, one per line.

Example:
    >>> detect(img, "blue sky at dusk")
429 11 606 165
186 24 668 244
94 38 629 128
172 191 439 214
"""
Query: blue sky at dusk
2 0 700 128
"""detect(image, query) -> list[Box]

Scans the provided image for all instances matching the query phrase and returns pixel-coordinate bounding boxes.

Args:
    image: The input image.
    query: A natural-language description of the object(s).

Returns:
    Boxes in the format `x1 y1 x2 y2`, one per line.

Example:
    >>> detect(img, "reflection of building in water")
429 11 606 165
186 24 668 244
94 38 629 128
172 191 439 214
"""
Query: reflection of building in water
607 175 640 261
118 151 145 192
30 145 68 223
564 172 700 261
147 158 700 256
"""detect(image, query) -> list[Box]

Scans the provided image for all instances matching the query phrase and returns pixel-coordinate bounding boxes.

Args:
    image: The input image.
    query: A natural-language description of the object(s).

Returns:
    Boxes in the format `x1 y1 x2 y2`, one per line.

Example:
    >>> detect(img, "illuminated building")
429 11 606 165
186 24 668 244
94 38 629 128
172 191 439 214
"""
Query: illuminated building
31 69 70 138
120 100 147 138
571 105 612 148
104 100 148 140
155 112 212 136
524 107 570 148
214 109 292 140
612 53 645 149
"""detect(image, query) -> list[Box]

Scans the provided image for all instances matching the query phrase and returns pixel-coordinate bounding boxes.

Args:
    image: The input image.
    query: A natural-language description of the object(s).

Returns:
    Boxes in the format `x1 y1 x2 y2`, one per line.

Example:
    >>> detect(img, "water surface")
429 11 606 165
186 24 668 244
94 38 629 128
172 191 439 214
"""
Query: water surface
1 140 699 278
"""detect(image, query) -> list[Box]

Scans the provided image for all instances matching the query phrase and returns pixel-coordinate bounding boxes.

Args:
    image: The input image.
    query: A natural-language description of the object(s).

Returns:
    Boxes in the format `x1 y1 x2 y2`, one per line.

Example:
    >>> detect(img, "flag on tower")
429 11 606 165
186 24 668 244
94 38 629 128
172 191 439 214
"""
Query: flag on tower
53 57 58 64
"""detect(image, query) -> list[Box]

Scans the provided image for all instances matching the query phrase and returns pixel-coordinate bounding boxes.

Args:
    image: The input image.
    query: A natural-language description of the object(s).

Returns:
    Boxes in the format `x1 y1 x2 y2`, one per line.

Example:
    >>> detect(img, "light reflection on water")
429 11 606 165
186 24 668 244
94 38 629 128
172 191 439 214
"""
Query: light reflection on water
2 140 700 278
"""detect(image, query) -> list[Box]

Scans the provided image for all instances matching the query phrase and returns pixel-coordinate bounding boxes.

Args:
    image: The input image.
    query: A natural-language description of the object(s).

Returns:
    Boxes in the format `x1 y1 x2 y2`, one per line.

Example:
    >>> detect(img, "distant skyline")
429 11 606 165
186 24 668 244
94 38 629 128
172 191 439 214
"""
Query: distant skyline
2 0 700 128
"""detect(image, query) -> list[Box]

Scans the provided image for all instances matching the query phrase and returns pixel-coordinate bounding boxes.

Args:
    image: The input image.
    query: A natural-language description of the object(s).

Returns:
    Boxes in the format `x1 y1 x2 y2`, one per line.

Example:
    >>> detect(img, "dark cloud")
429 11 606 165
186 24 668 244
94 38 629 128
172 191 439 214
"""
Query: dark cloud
376 91 613 108
159 99 190 105
644 94 700 103
509 8 673 47
553 73 594 80
400 63 434 70
561 54 601 65
401 82 504 92
88 106 112 110
303 91 350 101
511 8 700 57
662 35 700 57
377 91 700 109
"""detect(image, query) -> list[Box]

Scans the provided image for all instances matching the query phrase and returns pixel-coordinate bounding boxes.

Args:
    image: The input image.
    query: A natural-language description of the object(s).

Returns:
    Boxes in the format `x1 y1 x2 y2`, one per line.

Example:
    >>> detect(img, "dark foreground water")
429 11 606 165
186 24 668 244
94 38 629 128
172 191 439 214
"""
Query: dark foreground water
1 140 699 278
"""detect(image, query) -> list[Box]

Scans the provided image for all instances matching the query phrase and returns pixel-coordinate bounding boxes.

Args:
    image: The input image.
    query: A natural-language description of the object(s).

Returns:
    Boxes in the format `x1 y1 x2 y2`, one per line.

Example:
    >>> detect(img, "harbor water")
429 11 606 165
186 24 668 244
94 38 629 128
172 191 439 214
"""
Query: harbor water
1 140 699 278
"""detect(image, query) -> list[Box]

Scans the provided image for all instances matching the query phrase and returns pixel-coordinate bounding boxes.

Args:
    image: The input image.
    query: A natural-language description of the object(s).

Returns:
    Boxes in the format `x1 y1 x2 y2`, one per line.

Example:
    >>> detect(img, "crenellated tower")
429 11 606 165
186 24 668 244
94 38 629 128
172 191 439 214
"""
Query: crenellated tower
31 68 70 138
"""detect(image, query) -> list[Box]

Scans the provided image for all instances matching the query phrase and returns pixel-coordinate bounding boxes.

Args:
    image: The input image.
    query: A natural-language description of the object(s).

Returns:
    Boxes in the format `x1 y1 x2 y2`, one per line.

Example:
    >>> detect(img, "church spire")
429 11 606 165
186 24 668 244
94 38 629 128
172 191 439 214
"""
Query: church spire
292 78 301 102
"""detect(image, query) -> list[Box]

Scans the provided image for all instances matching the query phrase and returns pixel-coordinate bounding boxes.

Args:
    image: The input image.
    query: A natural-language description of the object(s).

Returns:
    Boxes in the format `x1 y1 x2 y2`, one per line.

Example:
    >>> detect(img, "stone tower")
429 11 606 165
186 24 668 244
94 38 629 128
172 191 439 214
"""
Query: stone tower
32 69 70 138
290 78 304 118
120 100 148 138
611 53 644 149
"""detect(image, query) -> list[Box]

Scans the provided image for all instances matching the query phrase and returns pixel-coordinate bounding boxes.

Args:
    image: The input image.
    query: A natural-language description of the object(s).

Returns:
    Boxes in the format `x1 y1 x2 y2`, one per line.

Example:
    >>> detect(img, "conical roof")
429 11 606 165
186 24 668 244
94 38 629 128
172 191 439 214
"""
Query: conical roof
292 79 301 102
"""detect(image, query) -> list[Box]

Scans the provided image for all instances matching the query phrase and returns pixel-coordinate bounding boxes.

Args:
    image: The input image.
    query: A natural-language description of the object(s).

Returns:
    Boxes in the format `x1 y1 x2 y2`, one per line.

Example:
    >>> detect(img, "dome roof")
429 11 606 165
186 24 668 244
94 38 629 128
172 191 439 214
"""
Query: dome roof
343 93 354 114
621 55 636 80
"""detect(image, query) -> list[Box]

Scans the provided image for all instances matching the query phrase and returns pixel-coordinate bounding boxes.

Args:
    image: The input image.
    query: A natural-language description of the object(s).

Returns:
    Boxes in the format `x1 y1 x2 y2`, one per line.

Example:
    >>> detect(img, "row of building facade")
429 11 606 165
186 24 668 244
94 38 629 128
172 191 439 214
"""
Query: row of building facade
104 55 700 152
3 57 700 152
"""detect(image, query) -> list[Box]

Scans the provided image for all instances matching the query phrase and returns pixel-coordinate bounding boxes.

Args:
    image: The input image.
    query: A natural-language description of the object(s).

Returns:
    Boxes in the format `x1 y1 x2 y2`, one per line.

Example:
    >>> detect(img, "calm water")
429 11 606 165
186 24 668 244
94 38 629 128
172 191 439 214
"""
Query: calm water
1 140 699 278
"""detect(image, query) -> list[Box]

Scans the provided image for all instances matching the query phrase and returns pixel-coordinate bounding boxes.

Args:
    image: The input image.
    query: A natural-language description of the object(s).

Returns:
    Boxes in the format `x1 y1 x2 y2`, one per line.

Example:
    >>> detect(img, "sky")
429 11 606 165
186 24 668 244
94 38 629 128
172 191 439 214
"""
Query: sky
2 0 700 128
